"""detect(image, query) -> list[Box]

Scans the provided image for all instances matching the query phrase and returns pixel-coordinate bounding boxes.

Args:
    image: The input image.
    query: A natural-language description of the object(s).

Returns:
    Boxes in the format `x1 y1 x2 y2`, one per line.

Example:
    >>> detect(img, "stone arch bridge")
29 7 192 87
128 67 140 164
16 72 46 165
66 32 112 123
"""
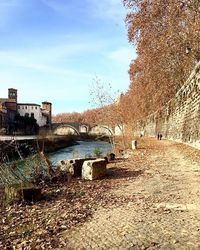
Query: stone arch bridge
51 122 121 136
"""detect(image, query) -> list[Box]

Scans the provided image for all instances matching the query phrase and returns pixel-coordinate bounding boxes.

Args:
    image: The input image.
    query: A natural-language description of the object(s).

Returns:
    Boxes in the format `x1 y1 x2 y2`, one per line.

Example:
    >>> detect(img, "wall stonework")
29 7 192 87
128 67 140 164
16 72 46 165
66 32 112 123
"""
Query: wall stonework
140 62 200 149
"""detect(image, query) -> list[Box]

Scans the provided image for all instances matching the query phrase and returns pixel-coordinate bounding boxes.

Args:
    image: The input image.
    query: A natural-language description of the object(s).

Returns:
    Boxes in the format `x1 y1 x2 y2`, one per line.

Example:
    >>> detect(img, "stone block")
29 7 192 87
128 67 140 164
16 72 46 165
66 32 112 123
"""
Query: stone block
59 158 95 177
4 184 42 205
82 159 107 180
59 160 74 175
22 187 42 201
131 140 137 150
73 159 87 177
108 153 115 161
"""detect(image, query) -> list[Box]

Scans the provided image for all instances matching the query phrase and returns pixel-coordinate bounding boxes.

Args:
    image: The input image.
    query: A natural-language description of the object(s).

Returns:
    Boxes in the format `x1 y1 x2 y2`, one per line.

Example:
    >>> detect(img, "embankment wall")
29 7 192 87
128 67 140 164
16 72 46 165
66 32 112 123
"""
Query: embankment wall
138 62 200 149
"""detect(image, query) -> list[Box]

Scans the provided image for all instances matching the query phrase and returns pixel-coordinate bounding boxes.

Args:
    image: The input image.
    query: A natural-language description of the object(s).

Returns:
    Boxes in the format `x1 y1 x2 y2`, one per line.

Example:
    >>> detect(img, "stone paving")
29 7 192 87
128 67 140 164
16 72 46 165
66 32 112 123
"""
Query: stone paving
61 138 200 250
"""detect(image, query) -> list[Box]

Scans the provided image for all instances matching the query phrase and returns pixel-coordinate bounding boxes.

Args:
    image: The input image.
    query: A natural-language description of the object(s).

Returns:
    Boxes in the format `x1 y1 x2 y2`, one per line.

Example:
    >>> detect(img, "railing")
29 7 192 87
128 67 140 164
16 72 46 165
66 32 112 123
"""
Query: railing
0 135 37 141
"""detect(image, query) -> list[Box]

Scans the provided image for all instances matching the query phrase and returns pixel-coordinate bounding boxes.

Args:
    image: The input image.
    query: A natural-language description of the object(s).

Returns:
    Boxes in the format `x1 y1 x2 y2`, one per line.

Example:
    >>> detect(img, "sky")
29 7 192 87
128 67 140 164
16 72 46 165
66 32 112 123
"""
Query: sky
0 0 136 114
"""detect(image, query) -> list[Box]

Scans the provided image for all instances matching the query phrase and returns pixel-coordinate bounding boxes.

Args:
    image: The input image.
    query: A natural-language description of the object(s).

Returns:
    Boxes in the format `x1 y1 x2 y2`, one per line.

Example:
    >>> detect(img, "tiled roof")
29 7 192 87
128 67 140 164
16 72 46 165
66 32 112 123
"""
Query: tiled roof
17 103 40 106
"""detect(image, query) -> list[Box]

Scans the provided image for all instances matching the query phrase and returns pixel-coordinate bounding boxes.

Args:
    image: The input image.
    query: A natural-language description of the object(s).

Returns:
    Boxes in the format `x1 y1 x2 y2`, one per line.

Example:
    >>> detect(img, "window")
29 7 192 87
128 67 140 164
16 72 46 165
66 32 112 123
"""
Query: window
25 106 27 109
18 106 20 109
35 106 37 110
31 113 34 118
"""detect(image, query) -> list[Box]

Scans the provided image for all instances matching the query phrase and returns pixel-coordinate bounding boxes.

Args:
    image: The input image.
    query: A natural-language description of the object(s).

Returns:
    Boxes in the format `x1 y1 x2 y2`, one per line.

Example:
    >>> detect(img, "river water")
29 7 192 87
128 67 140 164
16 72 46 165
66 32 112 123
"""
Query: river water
48 140 111 165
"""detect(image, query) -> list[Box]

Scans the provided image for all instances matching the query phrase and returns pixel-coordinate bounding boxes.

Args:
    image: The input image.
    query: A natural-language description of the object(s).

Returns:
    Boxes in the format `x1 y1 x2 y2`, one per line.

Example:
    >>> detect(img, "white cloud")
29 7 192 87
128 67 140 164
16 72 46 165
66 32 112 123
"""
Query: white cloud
0 0 26 28
40 0 127 29
0 0 133 113
0 0 24 7
0 38 104 74
40 0 85 15
109 47 136 64
41 0 70 12
86 0 126 22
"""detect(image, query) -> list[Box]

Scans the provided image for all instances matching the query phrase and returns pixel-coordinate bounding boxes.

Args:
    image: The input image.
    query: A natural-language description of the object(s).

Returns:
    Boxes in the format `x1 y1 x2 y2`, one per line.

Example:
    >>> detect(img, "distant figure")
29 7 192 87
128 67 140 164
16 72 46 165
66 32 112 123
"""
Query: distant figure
159 134 163 140
157 133 160 140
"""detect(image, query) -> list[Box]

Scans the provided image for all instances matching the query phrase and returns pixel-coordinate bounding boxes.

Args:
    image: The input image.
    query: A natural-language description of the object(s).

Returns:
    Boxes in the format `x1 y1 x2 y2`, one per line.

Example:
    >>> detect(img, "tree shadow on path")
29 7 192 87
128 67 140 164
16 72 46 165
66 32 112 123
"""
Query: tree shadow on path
106 167 144 180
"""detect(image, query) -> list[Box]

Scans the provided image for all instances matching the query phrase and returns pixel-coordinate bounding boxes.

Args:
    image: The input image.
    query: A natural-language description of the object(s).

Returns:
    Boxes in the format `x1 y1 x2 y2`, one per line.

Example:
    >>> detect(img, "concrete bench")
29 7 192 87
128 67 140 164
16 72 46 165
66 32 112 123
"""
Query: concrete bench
82 159 107 180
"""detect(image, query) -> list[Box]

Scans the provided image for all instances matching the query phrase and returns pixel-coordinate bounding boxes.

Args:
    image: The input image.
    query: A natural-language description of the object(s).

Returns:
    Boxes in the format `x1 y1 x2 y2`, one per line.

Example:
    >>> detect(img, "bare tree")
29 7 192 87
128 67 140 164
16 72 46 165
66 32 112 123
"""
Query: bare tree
90 77 127 151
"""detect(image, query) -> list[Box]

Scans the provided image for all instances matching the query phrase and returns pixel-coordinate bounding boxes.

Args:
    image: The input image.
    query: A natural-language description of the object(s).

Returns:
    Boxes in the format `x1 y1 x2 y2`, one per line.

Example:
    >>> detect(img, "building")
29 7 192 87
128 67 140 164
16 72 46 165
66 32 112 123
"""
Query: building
0 88 18 133
17 102 52 127
0 88 52 134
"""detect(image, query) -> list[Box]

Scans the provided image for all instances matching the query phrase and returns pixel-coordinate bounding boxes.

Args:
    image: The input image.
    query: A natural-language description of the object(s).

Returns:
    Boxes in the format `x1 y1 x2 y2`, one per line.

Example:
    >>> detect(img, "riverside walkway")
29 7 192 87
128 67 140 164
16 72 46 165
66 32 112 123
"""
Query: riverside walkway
0 135 37 141
1 137 200 249
62 138 200 249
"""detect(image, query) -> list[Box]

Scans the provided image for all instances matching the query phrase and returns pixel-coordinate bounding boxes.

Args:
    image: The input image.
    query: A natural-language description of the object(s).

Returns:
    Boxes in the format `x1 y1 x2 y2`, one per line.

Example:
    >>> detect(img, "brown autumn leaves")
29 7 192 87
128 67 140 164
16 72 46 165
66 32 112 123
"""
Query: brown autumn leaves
53 0 200 131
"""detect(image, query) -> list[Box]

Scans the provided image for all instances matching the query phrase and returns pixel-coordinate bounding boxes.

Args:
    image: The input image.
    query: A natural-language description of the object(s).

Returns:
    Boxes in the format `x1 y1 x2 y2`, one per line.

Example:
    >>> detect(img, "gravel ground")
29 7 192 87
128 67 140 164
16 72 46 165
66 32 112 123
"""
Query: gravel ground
61 138 200 250
1 137 200 249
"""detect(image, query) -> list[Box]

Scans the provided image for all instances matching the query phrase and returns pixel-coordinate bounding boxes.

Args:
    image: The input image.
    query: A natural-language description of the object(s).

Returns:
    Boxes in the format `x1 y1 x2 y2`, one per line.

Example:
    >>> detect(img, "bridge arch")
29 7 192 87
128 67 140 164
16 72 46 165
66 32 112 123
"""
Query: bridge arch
79 124 88 133
53 124 80 135
89 125 113 136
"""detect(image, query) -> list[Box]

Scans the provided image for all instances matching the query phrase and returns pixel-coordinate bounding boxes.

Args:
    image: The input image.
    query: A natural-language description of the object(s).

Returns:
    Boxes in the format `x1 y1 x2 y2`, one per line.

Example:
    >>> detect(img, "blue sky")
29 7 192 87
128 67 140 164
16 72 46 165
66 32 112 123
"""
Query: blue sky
0 0 136 114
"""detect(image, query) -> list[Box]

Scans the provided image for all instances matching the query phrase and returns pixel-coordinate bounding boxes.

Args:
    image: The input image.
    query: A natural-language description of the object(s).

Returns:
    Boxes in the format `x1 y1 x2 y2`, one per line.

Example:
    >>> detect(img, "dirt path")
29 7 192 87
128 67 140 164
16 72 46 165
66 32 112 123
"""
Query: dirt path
62 138 200 250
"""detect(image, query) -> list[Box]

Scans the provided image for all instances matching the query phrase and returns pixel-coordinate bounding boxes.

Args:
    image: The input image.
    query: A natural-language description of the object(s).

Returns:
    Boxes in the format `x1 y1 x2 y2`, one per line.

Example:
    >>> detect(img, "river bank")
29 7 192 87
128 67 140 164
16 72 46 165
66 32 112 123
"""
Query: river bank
41 134 110 153
0 135 76 163
48 139 111 165
0 134 110 163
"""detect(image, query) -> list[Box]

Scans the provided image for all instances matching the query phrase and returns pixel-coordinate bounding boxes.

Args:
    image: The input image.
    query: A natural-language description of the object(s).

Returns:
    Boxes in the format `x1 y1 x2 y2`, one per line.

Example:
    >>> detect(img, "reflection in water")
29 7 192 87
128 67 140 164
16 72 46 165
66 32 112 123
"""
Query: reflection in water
48 140 111 165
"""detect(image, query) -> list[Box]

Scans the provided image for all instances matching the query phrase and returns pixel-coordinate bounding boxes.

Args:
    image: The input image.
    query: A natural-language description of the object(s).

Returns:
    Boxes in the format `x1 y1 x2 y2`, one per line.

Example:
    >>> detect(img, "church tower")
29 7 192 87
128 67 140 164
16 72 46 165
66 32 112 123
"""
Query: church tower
8 88 17 102
42 101 52 126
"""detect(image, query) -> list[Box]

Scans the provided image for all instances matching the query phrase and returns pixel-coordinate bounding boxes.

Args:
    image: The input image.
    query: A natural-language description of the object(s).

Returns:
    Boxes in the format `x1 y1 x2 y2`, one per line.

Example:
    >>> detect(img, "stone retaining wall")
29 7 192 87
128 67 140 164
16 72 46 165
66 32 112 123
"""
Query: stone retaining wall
138 62 200 149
